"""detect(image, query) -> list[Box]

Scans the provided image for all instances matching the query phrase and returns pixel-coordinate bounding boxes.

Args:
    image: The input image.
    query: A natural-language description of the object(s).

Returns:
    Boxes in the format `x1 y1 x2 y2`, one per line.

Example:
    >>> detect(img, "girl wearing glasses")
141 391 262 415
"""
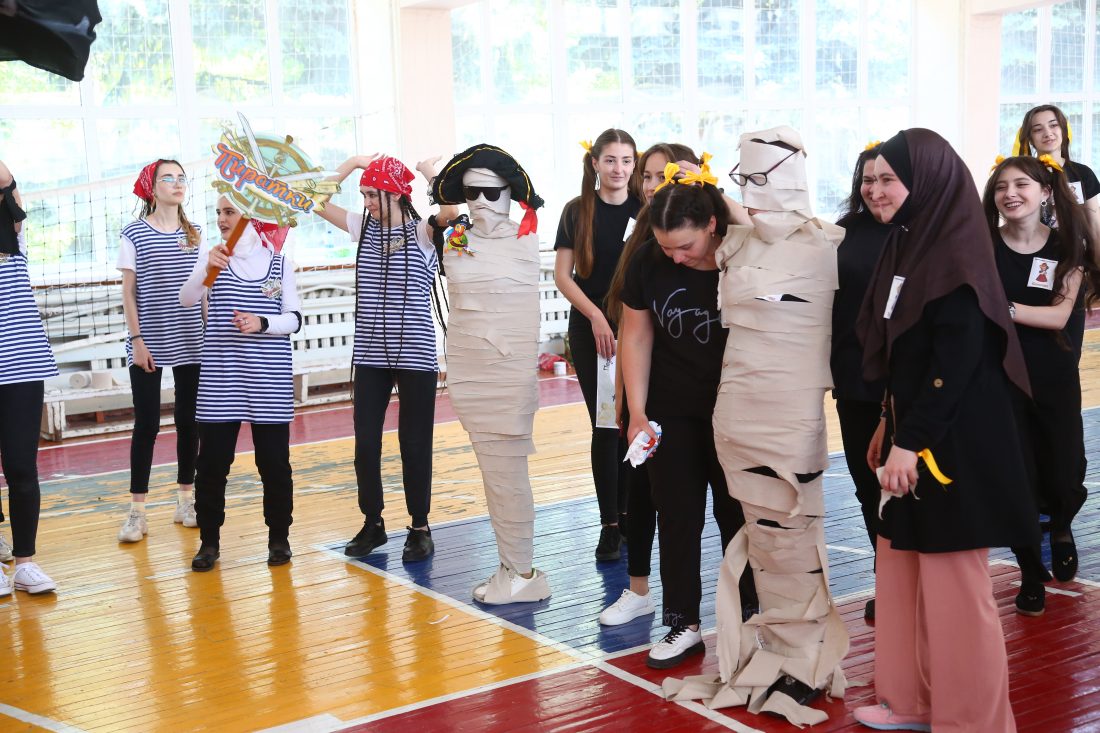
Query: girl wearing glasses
313 154 455 564
554 128 642 561
116 160 204 545
0 159 59 595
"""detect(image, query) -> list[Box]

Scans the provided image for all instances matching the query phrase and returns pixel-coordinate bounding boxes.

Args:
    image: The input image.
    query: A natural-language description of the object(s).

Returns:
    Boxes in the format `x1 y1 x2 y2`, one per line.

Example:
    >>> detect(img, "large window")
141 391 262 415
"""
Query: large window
0 0 395 279
451 0 913 230
999 0 1100 166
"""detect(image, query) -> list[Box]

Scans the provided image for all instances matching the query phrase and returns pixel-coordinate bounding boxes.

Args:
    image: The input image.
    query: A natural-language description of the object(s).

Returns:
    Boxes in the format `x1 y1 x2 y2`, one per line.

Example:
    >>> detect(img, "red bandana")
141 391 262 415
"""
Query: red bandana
251 219 289 254
133 160 164 201
359 156 414 197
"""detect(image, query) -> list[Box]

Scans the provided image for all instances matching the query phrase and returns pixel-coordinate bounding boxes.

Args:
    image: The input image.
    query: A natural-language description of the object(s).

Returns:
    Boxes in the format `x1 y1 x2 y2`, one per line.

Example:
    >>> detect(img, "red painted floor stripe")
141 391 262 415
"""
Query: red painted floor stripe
33 375 583 480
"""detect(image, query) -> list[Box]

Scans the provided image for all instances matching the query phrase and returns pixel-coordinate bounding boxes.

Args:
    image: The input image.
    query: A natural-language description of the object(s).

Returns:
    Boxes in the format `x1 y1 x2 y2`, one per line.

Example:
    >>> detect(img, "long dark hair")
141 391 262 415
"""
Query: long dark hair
606 143 700 325
140 159 200 248
983 155 1100 309
649 180 731 238
570 128 641 279
1016 104 1075 164
836 144 881 227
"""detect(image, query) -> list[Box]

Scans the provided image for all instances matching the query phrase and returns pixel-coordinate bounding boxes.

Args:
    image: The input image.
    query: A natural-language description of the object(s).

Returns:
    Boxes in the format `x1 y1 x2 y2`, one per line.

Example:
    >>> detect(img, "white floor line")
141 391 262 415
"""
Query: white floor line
315 544 764 733
827 543 875 556
0 703 86 733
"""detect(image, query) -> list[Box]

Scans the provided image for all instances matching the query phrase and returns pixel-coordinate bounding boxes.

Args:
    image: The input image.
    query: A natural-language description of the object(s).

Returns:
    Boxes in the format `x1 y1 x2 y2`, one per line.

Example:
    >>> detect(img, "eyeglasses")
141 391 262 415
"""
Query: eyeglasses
158 175 189 187
728 149 798 187
463 185 507 202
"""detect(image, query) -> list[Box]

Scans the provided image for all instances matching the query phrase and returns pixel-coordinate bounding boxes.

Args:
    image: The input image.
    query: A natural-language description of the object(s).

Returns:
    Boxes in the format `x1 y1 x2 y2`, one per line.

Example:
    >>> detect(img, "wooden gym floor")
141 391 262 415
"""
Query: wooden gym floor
5 335 1100 732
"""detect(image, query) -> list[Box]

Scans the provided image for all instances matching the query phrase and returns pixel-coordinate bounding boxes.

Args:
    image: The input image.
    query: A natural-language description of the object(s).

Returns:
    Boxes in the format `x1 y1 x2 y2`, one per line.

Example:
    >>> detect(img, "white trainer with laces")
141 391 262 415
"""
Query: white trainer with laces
0 564 11 597
599 589 656 626
173 500 198 528
646 625 705 669
118 510 148 543
12 562 56 594
0 534 13 562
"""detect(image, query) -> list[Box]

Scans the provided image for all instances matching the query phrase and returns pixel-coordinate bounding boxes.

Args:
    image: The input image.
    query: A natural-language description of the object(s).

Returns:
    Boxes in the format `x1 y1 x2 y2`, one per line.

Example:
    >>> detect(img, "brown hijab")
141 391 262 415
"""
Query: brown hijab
856 128 1030 396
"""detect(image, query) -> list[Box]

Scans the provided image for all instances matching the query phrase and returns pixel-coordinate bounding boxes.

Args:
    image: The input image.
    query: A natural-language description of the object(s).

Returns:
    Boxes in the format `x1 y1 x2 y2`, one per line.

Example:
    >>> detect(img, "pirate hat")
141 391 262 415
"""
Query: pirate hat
431 144 544 210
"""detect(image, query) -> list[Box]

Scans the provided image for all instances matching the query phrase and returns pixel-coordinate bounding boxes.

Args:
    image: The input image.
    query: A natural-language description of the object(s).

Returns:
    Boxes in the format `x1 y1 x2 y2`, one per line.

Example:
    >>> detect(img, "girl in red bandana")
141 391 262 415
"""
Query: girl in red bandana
115 160 205 545
312 154 457 563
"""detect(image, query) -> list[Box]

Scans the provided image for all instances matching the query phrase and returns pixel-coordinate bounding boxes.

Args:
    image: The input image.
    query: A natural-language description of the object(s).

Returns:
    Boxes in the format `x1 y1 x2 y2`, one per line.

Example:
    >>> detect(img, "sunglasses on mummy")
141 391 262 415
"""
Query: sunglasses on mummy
158 175 189 187
463 185 507 202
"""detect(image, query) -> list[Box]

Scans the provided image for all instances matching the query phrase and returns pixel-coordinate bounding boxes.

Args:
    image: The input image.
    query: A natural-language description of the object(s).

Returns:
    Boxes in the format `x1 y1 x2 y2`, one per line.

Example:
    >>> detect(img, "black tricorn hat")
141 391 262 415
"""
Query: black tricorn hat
431 144 544 210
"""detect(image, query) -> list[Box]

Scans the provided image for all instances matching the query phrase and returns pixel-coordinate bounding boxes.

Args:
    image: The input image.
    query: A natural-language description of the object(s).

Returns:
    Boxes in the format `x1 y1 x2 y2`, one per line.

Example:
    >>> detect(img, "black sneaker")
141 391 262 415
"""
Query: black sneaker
268 539 292 566
1052 539 1078 582
191 544 220 572
765 674 823 710
402 527 434 562
1015 581 1045 617
595 524 622 562
345 520 387 557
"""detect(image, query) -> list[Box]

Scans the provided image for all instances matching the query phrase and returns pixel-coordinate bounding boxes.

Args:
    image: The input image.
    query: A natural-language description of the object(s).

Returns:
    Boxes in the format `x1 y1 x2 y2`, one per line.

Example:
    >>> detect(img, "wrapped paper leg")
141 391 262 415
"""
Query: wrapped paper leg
471 447 535 574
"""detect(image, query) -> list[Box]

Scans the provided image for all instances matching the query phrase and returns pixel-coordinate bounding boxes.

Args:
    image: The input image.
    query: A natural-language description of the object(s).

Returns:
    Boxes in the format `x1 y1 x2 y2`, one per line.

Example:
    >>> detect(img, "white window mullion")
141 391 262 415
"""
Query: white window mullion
619 0 632 104
549 0 570 194
168 1 200 160
681 0 699 151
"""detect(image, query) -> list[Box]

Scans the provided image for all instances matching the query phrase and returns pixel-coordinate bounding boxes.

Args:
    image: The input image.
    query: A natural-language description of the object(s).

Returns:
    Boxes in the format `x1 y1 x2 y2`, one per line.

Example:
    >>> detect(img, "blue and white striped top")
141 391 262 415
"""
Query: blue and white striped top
0 248 58 386
119 220 204 368
347 212 438 372
196 254 294 424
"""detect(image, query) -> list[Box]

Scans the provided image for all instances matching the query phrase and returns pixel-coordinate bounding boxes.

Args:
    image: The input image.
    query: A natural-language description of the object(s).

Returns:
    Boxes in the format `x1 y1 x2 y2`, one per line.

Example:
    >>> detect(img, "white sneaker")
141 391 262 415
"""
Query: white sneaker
0 534 12 562
0 564 11 597
173 500 198 528
646 625 705 669
473 564 552 605
118 510 148 543
12 562 56 594
599 589 656 625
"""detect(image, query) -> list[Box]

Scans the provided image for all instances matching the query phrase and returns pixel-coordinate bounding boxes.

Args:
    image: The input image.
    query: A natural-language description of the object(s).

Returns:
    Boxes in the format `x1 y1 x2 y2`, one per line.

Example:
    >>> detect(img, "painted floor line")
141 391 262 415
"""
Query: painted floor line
316 544 763 733
0 703 86 733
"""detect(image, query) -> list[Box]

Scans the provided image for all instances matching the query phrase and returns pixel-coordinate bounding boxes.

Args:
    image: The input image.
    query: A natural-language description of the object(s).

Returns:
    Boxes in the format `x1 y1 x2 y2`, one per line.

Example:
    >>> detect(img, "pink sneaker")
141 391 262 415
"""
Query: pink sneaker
853 703 931 731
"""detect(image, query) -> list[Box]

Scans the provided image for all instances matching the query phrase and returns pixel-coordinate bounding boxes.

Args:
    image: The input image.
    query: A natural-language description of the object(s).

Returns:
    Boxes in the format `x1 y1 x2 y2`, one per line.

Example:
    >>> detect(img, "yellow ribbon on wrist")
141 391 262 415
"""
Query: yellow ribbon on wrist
918 448 953 485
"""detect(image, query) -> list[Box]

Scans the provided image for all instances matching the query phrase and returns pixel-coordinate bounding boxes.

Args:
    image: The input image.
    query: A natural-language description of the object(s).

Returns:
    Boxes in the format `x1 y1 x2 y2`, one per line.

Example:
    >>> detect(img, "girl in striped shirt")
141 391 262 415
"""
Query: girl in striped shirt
181 196 300 571
116 160 204 544
314 154 455 563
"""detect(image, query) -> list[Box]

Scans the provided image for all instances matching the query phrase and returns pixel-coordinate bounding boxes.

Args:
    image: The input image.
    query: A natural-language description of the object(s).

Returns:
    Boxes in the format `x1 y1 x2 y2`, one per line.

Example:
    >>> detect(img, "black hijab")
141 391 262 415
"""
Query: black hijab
856 129 1030 396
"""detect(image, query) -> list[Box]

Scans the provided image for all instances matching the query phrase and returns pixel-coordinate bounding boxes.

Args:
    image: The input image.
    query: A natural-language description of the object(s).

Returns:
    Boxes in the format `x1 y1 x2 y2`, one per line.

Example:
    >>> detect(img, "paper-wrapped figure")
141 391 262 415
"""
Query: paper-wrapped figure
663 126 848 725
431 144 551 604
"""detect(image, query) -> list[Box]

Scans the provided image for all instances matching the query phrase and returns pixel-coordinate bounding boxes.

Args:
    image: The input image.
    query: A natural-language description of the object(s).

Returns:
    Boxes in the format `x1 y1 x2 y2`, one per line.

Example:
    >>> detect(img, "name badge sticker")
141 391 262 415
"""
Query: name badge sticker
623 217 637 241
884 276 905 319
1027 257 1057 290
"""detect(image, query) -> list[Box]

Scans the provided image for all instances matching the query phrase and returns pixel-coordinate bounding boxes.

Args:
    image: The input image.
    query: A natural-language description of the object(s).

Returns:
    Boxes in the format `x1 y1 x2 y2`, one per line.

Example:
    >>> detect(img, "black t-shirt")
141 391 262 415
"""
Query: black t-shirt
554 194 642 307
620 241 727 419
994 230 1082 401
1041 161 1100 228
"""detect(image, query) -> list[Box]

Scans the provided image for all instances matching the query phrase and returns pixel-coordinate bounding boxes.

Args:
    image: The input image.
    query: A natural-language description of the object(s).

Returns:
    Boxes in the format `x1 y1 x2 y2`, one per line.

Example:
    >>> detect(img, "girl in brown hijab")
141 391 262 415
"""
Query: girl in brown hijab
853 129 1038 733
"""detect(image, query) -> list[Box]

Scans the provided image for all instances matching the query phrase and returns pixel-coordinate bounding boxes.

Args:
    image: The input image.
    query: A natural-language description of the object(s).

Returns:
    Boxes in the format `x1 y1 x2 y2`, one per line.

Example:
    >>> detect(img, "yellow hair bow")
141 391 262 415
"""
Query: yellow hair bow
1039 153 1063 173
917 449 953 486
580 140 593 154
653 160 718 194
989 154 1006 173
864 140 882 151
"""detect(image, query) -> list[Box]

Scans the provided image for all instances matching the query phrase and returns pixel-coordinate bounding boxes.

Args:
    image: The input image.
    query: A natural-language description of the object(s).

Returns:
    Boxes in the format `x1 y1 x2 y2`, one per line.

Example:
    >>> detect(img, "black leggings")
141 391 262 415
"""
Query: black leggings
129 363 200 493
0 380 44 557
836 398 883 554
568 308 627 524
353 366 436 528
194 421 293 546
647 414 755 627
626 464 656 577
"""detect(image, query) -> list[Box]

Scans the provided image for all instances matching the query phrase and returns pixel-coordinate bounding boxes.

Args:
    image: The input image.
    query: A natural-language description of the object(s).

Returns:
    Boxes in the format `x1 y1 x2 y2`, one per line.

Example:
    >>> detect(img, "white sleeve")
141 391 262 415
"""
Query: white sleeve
346 210 364 242
264 258 302 335
179 238 213 307
17 229 26 257
415 219 435 257
116 233 137 271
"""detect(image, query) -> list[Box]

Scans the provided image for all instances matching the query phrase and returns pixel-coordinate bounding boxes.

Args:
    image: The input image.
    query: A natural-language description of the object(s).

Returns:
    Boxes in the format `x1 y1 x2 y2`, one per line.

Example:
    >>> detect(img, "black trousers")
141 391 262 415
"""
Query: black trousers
128 363 200 493
194 421 293 545
1012 386 1088 583
647 415 755 627
0 380 43 557
836 398 883 554
353 366 436 528
568 308 628 524
626 463 656 577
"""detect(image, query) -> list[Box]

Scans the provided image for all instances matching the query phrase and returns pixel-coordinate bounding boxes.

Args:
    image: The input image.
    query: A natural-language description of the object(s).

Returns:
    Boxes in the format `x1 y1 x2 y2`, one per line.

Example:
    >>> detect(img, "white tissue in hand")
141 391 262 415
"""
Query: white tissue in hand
624 421 662 467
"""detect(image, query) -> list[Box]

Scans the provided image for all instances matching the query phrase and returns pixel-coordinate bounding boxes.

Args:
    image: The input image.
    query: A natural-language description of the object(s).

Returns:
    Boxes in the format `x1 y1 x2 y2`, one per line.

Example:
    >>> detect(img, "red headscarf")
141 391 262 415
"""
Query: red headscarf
250 219 289 254
133 159 165 201
359 156 414 197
